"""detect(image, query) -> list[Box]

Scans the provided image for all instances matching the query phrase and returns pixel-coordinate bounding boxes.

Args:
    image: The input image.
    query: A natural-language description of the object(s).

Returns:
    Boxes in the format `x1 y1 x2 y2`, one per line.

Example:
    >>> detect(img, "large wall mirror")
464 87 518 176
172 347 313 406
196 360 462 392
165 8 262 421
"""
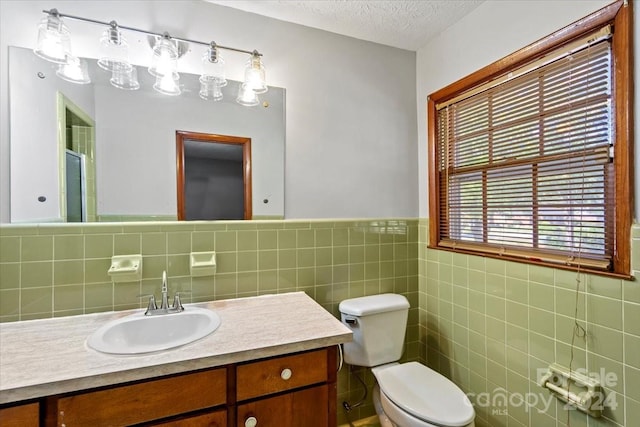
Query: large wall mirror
7 46 285 224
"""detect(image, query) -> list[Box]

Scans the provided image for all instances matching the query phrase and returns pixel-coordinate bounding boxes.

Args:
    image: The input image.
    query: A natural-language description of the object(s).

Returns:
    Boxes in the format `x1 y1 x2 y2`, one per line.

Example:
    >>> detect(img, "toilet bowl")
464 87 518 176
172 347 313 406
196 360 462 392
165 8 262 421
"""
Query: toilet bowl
372 363 475 427
339 294 476 427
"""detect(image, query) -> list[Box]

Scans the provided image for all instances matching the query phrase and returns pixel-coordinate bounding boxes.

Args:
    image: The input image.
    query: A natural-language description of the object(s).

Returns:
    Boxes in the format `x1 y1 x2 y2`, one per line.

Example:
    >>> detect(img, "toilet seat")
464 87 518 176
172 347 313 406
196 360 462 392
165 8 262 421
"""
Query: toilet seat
373 362 475 427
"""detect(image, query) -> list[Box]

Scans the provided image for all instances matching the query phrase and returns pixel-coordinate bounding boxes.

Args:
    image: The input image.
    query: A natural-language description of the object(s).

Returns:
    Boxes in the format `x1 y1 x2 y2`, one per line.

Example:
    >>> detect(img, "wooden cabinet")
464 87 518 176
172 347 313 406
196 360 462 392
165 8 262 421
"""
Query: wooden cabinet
2 347 337 427
234 348 336 427
0 402 39 427
237 385 328 427
236 348 328 401
48 368 226 427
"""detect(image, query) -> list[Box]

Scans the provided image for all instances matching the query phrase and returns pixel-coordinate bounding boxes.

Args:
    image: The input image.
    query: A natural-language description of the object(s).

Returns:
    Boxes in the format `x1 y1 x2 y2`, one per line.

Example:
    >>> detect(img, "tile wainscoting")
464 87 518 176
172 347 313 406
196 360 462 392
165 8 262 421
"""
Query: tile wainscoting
419 219 640 427
0 218 419 424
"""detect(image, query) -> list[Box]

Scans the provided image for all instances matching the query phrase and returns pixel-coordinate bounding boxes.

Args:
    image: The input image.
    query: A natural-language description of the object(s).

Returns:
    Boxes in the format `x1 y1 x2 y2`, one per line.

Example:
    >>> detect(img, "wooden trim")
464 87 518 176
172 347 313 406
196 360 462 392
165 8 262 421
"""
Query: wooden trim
612 0 634 275
427 98 439 247
429 245 633 280
242 139 253 221
176 132 186 221
430 0 624 104
175 130 253 220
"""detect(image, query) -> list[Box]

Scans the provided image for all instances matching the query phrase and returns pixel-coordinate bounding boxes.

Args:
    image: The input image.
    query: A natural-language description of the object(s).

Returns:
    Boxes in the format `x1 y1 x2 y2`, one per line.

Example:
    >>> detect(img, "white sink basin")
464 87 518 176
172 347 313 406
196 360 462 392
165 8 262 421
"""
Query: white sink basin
87 307 221 355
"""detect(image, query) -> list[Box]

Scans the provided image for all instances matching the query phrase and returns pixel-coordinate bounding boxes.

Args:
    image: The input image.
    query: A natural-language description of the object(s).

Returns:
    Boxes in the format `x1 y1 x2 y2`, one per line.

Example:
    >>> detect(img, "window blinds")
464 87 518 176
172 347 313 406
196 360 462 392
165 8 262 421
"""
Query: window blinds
435 35 613 269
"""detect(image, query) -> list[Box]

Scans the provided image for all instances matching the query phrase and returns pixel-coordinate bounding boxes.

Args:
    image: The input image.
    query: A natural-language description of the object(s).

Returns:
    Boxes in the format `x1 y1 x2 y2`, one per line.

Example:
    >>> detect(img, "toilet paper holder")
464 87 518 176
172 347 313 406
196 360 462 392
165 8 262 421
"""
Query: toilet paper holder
538 363 603 417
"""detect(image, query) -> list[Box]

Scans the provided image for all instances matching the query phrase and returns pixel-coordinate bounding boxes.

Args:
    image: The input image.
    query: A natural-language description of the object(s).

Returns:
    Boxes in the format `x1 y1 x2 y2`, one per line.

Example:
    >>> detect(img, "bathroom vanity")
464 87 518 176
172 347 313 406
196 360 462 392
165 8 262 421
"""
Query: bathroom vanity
0 292 352 426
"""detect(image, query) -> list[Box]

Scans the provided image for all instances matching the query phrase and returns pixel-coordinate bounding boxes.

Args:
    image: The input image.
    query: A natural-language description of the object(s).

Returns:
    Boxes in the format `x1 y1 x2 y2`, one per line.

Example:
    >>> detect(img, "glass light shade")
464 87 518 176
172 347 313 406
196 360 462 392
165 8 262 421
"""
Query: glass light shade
98 25 132 72
201 46 227 87
153 73 181 96
34 14 72 64
199 76 223 101
110 66 140 90
148 37 179 78
243 55 267 94
56 56 91 84
236 83 259 106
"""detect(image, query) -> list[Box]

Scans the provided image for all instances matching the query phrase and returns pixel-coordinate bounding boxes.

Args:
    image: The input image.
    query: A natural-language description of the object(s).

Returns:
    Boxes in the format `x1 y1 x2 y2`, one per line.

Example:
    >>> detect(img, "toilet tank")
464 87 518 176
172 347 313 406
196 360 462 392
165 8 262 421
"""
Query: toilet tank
339 294 410 367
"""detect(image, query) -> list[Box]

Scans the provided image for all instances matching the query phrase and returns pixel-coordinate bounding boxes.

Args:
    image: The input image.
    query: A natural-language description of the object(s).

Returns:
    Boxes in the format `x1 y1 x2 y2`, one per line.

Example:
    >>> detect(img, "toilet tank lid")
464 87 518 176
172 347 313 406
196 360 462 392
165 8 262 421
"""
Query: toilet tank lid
339 294 410 316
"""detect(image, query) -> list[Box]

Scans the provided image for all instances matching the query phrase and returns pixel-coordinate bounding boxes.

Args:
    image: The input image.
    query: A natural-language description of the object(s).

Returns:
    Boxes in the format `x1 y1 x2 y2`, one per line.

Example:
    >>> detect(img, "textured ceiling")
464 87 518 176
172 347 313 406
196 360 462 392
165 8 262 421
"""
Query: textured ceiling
205 0 485 51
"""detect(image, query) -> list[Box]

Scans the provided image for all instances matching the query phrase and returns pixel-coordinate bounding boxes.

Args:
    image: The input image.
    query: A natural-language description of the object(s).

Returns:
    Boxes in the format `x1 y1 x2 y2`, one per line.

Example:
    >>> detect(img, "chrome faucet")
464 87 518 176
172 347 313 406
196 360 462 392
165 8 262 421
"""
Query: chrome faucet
144 271 185 316
160 270 169 310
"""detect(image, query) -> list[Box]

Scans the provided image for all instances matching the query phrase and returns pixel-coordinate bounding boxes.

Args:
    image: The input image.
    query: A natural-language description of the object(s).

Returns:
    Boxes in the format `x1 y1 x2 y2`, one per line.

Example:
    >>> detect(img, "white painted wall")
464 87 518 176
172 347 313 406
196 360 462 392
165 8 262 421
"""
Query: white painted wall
0 0 418 222
416 0 637 219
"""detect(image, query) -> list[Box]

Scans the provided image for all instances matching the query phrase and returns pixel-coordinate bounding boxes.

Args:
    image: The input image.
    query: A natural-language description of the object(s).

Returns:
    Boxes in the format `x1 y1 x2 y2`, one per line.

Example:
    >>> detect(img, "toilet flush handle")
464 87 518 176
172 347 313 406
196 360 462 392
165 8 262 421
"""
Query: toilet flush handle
345 317 357 326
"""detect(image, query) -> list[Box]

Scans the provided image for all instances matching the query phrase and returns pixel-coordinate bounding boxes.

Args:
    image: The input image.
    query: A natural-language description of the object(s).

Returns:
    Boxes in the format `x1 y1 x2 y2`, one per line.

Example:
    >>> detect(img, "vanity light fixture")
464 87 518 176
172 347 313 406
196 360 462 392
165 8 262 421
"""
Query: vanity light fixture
242 51 268 94
201 42 227 87
34 8 267 105
236 83 260 107
154 72 182 96
110 65 140 90
199 77 224 101
34 9 72 63
148 33 181 96
97 21 131 73
56 55 91 84
199 42 226 101
148 33 180 79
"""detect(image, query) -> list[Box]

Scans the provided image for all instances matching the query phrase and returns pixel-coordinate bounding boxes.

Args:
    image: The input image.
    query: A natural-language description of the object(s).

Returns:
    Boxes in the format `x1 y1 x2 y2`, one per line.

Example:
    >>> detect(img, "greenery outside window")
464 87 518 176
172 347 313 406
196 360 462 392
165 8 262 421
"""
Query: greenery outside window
428 0 633 276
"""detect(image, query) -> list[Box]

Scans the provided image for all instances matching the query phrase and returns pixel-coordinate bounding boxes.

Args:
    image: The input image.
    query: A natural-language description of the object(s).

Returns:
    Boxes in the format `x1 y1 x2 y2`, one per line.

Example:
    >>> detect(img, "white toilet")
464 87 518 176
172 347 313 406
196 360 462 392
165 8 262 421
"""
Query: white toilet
339 294 475 427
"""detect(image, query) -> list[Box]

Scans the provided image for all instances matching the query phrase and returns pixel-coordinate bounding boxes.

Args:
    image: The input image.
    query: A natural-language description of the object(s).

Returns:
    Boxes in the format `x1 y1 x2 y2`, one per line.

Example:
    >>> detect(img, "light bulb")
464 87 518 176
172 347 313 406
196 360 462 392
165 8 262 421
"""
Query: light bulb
236 83 259 106
243 54 267 94
153 72 181 96
34 12 71 64
149 35 179 78
56 56 91 84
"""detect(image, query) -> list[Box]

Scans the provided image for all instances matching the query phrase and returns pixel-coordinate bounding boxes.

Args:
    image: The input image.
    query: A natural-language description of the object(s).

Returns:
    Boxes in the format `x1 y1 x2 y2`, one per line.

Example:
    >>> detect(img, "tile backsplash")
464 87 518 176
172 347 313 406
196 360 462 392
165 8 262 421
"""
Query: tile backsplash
0 219 419 322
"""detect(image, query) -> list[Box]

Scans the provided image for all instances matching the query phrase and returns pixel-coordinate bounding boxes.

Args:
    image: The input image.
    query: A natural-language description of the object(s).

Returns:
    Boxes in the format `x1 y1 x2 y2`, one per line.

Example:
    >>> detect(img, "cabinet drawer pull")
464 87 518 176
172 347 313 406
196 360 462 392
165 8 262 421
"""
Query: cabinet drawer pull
245 416 258 427
280 368 292 380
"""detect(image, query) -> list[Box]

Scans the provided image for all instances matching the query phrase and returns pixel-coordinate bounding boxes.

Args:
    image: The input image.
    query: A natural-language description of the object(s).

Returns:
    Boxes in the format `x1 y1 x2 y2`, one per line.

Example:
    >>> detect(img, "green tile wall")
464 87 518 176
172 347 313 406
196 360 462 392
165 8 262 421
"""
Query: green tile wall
419 219 640 427
0 218 419 425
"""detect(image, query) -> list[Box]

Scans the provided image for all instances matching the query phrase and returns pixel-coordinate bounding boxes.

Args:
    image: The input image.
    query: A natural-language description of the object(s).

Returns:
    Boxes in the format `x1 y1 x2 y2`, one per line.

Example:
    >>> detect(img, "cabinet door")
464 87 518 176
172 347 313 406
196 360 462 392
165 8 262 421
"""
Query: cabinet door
53 368 226 426
149 409 226 427
236 385 328 427
0 402 39 427
236 349 328 401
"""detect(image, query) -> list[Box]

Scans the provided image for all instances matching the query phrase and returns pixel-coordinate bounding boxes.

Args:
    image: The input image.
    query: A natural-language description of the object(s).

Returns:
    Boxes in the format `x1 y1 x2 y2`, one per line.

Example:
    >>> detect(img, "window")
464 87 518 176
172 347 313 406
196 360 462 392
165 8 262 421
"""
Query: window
428 0 632 276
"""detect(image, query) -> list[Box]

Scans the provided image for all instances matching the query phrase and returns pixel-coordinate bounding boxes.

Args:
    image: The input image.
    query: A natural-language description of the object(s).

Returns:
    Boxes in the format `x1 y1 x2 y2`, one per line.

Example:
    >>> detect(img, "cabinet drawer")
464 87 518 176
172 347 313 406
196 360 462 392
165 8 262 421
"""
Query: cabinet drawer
54 368 226 426
150 408 227 427
236 349 328 401
0 402 39 427
237 384 328 427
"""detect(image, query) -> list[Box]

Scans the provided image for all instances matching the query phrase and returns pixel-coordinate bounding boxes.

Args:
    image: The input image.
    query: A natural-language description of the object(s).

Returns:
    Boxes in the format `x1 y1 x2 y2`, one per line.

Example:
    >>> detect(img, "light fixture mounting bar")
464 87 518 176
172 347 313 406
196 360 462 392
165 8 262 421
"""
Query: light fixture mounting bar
42 8 262 56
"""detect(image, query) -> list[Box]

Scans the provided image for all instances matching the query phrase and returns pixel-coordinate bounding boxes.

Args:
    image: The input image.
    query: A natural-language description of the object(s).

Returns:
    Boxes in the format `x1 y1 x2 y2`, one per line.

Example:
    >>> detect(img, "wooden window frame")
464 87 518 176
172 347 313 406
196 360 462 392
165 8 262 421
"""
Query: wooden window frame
427 0 633 277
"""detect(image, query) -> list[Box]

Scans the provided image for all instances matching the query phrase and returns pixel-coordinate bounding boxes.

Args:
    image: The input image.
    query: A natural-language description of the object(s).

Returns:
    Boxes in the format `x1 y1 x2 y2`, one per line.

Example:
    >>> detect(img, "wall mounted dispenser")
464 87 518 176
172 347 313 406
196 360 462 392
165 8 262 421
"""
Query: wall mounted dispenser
190 251 216 276
108 254 142 282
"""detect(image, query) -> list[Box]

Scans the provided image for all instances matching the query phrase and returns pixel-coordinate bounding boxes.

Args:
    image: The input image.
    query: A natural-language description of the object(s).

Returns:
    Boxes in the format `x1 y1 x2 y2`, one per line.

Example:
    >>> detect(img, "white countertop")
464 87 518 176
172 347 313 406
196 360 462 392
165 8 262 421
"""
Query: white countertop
0 292 352 404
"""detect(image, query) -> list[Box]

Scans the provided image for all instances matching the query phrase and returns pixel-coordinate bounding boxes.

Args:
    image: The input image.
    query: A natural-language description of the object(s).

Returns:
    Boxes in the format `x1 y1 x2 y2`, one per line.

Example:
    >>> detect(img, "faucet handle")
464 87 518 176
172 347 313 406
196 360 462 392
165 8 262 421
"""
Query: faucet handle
138 294 157 313
172 291 191 311
173 292 189 309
